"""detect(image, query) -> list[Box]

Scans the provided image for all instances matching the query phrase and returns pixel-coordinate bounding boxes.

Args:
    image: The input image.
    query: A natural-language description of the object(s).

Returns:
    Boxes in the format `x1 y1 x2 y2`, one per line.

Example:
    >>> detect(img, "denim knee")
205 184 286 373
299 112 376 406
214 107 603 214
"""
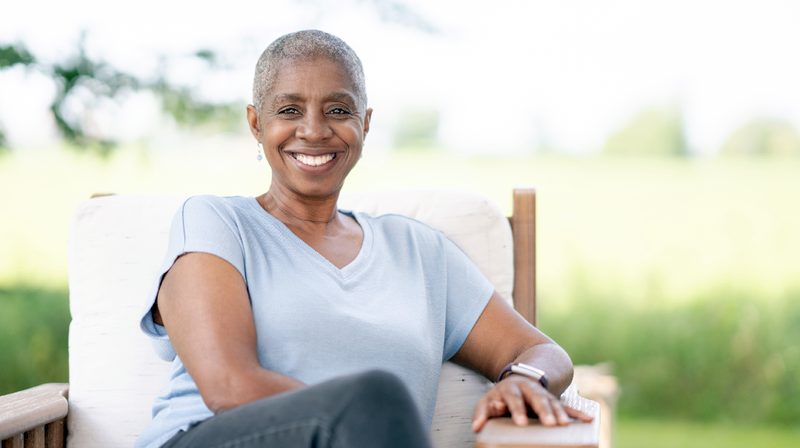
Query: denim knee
341 370 417 415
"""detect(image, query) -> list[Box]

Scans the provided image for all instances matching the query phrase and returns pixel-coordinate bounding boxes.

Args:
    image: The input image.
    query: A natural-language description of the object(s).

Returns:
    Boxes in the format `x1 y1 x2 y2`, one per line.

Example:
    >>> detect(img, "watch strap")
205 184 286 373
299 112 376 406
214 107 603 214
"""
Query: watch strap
496 362 549 390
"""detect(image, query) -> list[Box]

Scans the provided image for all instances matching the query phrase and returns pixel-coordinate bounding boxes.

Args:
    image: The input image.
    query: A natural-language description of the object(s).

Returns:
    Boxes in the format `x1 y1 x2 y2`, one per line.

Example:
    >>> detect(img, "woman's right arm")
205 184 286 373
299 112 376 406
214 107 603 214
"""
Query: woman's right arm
155 251 306 414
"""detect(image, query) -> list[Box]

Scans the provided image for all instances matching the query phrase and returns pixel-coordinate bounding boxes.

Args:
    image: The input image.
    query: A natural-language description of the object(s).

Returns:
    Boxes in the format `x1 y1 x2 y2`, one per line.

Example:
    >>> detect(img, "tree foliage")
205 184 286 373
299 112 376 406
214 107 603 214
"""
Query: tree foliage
48 36 138 152
0 37 240 153
719 118 800 158
0 45 36 151
0 45 35 68
394 108 440 150
602 105 689 157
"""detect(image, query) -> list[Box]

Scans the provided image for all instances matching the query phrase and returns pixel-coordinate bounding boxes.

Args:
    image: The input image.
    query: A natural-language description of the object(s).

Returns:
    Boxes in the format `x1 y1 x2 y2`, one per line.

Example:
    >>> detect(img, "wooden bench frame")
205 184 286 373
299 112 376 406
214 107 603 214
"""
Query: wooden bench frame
0 188 600 448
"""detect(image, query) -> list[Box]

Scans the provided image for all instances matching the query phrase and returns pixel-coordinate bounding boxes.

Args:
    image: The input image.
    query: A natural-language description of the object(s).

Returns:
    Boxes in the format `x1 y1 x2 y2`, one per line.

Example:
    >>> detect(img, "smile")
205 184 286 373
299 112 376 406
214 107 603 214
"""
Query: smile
289 152 338 167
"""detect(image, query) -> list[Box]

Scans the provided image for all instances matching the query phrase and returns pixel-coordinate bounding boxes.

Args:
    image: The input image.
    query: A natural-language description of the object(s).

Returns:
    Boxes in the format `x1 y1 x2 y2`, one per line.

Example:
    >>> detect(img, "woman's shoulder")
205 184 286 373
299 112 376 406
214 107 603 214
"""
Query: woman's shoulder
179 195 256 218
173 196 262 236
182 194 252 209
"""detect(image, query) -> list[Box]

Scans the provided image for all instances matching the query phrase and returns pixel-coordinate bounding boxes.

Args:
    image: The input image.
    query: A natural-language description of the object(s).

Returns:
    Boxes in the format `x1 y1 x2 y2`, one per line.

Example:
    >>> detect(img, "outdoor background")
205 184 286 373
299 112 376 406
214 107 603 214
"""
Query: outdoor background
2 1 799 447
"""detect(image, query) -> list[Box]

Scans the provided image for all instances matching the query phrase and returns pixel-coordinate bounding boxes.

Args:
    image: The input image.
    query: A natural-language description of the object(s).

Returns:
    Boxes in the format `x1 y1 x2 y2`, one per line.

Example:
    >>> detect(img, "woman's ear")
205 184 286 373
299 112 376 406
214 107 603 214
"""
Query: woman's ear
246 105 262 141
363 108 373 137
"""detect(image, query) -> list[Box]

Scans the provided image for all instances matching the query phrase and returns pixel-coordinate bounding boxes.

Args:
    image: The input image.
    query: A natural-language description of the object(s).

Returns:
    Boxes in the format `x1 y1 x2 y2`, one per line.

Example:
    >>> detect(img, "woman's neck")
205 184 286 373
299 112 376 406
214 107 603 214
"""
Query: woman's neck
259 183 342 233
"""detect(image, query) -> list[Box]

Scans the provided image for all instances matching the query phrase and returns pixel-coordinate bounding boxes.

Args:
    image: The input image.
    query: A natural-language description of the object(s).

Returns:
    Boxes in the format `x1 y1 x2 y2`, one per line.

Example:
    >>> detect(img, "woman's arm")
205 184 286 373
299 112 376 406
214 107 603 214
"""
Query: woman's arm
450 291 593 432
155 252 305 414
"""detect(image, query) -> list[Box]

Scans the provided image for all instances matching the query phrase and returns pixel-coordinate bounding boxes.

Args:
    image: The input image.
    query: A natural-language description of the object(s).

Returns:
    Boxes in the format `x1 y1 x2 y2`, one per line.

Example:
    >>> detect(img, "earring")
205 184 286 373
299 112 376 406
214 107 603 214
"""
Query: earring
256 143 263 161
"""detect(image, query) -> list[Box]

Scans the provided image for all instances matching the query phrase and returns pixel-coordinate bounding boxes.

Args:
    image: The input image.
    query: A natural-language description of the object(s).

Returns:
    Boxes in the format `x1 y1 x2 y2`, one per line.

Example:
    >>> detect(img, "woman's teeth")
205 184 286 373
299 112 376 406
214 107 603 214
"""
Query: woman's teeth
292 153 337 166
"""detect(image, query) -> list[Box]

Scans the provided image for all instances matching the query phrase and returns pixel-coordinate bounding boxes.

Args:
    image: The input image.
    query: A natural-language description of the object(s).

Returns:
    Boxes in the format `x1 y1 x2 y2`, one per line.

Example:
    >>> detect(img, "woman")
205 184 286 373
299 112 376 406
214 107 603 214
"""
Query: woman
137 30 591 448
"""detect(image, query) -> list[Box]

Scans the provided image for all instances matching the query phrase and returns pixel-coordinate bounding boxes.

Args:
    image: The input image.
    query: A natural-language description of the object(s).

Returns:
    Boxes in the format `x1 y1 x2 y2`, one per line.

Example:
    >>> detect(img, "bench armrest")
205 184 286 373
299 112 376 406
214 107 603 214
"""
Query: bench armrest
0 383 69 443
475 384 600 448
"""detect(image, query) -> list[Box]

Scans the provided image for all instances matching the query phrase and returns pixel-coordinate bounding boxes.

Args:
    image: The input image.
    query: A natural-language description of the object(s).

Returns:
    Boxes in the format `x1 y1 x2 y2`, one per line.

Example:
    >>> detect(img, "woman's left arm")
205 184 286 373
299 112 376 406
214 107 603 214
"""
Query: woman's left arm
450 291 594 432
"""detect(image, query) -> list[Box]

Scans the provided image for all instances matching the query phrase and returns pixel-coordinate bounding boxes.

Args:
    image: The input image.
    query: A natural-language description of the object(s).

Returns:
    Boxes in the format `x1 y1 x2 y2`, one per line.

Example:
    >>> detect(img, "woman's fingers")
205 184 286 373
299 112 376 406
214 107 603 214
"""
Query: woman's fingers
525 389 593 426
550 399 572 425
528 391 557 426
471 401 488 432
473 377 594 433
472 396 508 432
501 386 529 427
519 380 577 426
565 404 595 422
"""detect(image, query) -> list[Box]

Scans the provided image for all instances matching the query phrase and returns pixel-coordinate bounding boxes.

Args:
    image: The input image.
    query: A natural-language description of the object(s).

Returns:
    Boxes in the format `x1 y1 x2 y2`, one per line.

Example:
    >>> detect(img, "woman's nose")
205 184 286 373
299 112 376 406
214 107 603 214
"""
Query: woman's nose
296 111 333 142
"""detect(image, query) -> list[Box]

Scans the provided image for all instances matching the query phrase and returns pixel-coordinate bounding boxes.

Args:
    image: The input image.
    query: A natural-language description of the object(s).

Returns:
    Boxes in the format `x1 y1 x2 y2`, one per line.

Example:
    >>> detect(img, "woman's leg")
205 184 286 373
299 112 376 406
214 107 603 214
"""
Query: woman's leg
162 370 432 448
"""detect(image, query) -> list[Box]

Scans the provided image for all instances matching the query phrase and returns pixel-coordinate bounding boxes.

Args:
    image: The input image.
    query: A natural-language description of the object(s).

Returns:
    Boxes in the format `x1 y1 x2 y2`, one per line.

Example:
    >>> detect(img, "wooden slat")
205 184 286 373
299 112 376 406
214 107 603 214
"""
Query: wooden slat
2 433 24 448
0 384 68 441
44 420 64 448
24 426 44 448
511 188 537 326
475 385 600 448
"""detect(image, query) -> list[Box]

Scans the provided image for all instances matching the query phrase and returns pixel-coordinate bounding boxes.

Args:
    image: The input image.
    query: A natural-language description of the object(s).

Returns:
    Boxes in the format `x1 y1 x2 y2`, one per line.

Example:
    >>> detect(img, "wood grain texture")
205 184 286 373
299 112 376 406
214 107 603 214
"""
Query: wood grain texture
24 426 44 448
474 385 600 448
0 384 68 441
2 433 24 448
511 188 537 326
44 420 64 448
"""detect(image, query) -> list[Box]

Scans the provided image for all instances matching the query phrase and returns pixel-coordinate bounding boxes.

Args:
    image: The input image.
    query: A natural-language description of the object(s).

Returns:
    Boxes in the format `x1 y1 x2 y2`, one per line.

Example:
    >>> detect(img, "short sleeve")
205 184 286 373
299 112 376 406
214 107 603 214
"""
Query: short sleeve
138 195 247 361
441 234 496 361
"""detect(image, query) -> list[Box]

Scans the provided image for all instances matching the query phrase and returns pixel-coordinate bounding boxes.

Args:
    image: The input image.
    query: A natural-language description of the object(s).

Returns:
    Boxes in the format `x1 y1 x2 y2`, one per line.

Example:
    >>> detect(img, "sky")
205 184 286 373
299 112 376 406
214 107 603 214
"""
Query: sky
1 0 799 154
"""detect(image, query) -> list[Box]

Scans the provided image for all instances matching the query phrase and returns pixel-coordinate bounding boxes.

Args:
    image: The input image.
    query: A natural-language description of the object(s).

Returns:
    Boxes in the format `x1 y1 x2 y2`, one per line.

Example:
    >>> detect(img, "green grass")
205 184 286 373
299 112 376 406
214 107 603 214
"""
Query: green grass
541 289 800 424
617 419 800 448
0 287 69 395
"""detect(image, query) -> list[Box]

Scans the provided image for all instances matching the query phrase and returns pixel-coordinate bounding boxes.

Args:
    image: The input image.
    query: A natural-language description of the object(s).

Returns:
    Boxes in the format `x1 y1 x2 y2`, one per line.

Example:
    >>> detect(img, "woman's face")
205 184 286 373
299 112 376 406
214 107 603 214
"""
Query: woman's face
247 57 372 199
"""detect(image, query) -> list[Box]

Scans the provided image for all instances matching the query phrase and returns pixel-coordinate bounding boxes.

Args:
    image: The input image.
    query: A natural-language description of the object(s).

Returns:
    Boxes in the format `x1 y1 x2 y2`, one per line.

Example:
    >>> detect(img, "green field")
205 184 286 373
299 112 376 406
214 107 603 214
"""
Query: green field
2 143 799 443
617 419 800 448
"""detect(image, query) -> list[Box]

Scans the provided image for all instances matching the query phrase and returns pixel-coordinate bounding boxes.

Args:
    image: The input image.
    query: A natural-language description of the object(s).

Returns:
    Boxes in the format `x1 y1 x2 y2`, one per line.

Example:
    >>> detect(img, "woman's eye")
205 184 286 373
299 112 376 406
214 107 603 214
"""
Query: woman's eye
279 108 299 115
329 108 350 115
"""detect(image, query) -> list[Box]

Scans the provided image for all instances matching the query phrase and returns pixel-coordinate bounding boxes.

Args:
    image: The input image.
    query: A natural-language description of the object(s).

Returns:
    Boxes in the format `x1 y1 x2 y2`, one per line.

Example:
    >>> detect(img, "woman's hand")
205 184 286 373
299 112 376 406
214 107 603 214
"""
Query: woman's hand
471 375 593 432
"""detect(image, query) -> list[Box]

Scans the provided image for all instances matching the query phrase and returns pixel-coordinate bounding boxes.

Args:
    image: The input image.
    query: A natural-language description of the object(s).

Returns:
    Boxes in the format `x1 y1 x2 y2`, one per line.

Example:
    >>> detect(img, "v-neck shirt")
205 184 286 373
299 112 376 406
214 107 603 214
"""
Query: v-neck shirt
248 197 372 280
136 195 494 448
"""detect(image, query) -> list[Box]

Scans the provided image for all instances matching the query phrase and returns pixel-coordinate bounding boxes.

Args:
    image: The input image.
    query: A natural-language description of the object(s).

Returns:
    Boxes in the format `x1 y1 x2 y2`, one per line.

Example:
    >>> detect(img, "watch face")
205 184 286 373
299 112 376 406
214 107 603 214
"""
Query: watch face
496 362 548 387
513 363 545 380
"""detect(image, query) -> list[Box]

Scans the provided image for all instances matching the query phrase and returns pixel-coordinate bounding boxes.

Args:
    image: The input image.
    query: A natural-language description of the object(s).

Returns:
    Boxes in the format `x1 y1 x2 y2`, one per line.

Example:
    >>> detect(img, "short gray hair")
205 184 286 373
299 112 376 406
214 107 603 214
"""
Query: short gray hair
252 30 367 116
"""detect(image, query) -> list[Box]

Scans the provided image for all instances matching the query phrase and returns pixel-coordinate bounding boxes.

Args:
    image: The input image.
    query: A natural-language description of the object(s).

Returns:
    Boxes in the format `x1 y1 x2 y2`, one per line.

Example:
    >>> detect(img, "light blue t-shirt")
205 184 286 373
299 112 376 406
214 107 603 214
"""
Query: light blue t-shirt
136 195 494 448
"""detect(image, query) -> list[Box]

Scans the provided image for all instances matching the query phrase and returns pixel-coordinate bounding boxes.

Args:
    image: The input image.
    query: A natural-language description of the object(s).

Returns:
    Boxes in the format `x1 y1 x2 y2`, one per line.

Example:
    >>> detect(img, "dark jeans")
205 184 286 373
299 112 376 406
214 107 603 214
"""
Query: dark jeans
161 370 433 448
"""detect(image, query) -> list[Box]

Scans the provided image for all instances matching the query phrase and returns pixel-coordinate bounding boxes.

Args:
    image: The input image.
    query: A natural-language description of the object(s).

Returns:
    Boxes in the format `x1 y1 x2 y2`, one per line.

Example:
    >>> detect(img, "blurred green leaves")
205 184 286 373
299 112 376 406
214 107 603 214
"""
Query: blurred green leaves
48 36 138 153
602 105 800 159
719 118 800 158
0 45 35 68
542 287 800 424
0 288 69 395
0 45 35 151
602 105 689 157
394 108 440 151
0 38 241 154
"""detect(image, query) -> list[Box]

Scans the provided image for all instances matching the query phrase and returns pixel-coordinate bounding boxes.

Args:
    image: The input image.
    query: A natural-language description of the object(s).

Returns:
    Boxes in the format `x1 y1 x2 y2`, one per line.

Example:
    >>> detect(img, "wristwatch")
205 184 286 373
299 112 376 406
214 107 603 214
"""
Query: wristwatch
496 363 549 390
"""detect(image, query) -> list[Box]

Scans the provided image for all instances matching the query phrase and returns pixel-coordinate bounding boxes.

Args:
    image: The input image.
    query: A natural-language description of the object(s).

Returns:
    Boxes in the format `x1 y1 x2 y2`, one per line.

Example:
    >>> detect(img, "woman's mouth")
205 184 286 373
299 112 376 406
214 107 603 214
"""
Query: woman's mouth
289 152 338 167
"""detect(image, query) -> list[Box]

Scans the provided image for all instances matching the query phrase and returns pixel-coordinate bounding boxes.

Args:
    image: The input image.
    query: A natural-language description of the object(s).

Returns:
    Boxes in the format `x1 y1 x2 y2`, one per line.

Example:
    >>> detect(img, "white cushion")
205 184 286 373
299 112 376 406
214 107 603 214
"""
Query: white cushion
67 190 514 448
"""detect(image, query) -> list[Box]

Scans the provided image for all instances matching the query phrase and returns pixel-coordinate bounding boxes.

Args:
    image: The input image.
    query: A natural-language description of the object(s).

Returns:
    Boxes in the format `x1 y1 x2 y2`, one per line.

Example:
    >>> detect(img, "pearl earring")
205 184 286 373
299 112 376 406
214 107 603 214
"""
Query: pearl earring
257 143 263 161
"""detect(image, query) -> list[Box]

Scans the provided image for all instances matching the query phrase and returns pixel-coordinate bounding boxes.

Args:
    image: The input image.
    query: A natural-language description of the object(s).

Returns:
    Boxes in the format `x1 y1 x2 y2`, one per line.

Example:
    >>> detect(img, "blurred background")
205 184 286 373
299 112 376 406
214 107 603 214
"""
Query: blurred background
1 1 799 446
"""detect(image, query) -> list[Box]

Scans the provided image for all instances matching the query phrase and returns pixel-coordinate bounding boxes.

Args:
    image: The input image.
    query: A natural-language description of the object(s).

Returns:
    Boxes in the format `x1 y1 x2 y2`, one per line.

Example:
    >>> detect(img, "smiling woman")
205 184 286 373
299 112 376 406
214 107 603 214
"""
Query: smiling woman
136 30 590 448
248 55 371 209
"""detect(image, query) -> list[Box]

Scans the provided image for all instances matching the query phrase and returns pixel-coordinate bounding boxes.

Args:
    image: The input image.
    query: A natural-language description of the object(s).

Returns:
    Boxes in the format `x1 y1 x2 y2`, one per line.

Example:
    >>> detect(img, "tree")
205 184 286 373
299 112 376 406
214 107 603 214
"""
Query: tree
602 105 689 157
0 45 36 151
394 108 440 150
719 118 800 158
0 37 239 154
